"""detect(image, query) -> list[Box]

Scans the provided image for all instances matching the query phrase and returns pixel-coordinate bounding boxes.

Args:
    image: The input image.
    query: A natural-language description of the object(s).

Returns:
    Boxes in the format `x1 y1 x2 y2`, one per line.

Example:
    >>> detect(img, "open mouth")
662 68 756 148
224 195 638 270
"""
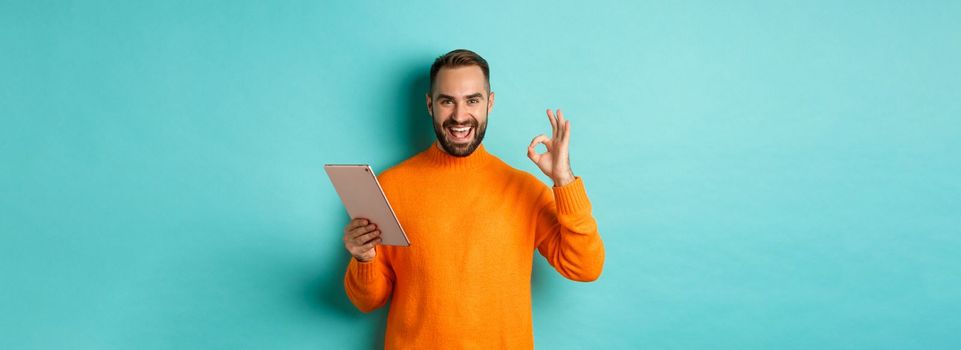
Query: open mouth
446 125 474 143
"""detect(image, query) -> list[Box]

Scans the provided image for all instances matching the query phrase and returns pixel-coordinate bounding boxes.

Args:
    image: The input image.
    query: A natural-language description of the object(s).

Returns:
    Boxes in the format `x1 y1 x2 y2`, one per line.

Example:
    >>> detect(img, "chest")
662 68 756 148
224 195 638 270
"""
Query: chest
384 180 541 277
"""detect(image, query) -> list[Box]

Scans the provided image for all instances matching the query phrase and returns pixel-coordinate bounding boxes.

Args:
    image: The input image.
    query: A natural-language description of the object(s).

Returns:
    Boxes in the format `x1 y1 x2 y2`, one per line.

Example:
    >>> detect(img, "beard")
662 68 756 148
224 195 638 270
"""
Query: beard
432 114 488 157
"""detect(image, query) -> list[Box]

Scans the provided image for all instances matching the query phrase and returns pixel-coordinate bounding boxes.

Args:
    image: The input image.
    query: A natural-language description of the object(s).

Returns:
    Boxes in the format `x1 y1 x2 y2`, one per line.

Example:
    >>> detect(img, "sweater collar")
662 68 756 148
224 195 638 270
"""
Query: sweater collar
423 141 493 171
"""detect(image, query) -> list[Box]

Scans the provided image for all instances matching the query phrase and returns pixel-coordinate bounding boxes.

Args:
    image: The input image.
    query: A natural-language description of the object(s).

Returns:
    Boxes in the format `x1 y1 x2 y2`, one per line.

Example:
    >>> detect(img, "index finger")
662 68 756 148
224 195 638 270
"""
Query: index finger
347 218 369 230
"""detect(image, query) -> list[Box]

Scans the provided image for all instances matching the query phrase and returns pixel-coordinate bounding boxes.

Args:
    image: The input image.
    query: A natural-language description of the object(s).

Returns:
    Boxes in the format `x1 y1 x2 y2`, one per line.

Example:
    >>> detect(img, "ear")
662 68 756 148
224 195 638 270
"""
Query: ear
487 91 495 113
425 93 433 117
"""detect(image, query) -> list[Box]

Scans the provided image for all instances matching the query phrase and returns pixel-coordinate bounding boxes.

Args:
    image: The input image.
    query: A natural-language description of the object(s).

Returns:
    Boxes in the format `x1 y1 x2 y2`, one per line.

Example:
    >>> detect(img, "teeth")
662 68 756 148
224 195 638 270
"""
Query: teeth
452 127 470 132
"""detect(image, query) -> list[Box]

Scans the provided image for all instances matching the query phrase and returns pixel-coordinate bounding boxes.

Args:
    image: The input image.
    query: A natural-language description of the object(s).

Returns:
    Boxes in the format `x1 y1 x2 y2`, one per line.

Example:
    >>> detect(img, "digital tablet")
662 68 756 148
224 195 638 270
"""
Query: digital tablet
324 164 411 246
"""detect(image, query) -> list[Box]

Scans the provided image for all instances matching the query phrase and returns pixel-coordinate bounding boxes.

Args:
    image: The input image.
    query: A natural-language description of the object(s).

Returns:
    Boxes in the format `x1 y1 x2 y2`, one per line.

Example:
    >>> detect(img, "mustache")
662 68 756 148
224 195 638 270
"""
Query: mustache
442 118 478 129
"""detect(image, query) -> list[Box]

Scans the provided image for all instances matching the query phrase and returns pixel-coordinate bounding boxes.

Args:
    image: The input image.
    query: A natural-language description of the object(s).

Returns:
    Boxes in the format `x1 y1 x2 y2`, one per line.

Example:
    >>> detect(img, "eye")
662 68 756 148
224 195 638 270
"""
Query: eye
440 99 453 105
468 99 479 104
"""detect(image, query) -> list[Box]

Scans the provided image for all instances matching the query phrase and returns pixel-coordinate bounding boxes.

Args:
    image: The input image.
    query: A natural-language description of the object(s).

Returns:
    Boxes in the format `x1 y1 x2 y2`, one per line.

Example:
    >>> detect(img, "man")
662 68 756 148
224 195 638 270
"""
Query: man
342 49 605 349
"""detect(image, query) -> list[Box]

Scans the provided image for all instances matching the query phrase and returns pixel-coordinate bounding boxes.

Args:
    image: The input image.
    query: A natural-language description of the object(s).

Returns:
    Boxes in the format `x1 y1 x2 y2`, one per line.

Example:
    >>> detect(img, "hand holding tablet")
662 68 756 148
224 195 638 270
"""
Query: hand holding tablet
325 165 411 252
342 218 382 262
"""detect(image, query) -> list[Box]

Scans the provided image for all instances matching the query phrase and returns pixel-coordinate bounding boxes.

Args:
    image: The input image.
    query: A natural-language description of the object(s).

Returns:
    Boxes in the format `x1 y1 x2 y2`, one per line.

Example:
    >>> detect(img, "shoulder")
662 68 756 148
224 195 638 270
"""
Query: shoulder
376 152 426 187
488 156 552 200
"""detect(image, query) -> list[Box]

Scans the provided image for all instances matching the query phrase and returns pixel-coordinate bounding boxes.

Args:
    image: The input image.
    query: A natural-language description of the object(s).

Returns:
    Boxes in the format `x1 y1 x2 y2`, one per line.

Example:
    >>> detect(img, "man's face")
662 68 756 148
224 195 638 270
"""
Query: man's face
427 66 494 157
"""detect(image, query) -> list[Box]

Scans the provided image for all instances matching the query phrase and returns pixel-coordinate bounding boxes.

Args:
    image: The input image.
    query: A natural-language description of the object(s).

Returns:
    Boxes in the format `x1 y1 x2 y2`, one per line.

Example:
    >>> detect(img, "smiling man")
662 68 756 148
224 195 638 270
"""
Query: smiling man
341 49 605 349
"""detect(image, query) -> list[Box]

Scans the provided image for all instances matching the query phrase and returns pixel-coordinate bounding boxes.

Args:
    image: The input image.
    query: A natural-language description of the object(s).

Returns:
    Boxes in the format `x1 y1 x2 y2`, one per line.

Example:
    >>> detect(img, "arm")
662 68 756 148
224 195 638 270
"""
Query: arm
344 255 394 312
342 218 394 312
534 178 605 282
527 109 605 281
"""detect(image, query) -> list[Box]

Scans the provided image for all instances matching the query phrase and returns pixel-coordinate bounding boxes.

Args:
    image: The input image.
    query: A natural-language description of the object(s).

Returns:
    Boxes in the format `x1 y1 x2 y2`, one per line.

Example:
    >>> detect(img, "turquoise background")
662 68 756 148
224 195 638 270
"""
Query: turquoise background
2 1 959 349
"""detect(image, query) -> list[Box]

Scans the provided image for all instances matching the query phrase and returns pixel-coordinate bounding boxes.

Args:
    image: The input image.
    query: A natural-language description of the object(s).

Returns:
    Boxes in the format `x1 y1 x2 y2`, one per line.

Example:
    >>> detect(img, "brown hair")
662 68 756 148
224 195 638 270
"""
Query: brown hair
429 49 490 94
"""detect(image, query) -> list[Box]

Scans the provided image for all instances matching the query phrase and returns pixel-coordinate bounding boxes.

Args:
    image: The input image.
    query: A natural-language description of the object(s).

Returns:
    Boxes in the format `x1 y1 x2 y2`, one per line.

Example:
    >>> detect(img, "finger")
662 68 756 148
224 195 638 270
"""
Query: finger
546 109 558 139
354 230 381 245
358 238 382 252
527 134 550 160
352 238 380 255
556 110 566 138
349 224 377 239
527 148 540 162
353 231 377 245
527 134 551 154
556 113 565 143
563 120 571 144
347 218 369 231
528 134 547 151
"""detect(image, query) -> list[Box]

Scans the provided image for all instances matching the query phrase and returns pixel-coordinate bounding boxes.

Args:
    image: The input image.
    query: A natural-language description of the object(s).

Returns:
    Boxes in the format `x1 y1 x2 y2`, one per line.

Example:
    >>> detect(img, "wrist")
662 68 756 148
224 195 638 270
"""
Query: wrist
552 171 575 187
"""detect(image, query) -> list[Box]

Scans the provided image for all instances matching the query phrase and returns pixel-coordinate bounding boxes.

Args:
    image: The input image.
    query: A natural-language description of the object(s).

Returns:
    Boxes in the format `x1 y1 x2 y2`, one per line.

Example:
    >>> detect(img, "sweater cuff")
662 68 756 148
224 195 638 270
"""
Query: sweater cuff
552 176 592 215
348 257 379 281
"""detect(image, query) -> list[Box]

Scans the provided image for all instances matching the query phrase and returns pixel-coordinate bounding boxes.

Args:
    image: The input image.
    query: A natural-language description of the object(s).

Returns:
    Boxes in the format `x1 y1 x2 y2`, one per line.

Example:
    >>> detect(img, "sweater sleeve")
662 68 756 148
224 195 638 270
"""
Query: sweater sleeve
344 253 395 313
534 176 606 282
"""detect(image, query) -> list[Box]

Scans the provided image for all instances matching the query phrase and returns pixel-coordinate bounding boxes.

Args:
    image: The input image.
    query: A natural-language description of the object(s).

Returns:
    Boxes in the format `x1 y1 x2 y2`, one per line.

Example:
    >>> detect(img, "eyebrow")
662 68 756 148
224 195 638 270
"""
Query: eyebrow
437 93 485 100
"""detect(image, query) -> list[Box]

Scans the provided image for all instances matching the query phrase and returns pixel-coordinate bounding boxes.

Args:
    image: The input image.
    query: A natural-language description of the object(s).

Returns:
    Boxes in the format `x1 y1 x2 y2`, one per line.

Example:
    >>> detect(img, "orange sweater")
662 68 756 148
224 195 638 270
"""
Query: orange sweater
344 142 605 349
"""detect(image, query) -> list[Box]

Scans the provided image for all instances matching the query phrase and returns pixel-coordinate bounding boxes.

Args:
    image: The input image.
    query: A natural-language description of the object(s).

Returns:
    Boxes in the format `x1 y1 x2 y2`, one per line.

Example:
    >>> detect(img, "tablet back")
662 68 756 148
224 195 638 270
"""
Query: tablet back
324 164 411 246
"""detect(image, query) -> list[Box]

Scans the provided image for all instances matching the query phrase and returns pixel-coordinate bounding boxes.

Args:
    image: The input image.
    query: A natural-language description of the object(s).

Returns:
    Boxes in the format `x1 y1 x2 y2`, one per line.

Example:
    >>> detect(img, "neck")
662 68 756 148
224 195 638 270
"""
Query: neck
424 141 492 171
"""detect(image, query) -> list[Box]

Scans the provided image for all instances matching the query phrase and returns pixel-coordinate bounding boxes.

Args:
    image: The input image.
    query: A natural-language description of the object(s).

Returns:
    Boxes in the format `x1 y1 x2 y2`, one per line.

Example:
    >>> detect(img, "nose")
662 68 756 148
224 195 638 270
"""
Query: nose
451 103 471 124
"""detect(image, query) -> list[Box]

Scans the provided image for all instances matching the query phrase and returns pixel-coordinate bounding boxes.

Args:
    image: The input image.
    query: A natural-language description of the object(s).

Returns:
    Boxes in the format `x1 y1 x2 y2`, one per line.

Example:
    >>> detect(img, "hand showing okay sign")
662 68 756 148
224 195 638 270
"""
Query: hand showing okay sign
527 109 576 187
